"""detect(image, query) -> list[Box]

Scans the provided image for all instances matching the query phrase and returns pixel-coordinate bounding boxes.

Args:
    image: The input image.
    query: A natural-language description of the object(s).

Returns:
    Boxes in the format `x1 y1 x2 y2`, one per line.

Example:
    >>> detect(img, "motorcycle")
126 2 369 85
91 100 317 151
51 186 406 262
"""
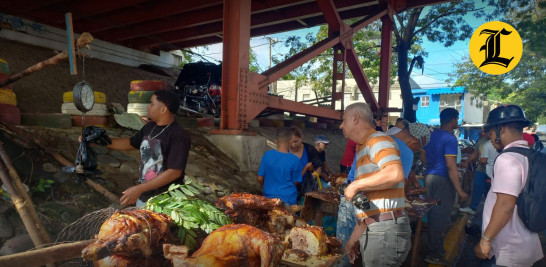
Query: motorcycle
176 81 221 117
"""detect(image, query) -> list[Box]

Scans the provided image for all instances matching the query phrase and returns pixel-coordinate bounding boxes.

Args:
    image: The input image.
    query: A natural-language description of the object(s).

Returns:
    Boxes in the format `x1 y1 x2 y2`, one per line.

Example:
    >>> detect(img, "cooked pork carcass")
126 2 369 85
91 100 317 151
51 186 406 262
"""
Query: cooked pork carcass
97 254 165 267
215 193 284 217
266 208 307 236
82 209 171 262
287 226 328 256
330 173 348 189
164 224 284 267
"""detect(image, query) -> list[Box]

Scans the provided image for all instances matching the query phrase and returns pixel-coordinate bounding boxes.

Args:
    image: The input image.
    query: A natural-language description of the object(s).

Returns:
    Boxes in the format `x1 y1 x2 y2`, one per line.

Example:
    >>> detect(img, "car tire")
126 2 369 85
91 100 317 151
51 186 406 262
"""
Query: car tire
61 103 109 116
63 91 106 104
0 58 8 75
0 73 12 90
0 104 20 125
127 91 154 103
127 103 149 117
130 80 166 91
0 89 16 106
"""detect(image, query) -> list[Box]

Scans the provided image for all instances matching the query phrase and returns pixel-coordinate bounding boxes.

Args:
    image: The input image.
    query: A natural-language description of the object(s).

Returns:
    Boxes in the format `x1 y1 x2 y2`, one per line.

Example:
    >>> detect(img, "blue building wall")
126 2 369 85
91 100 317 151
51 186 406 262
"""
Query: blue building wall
412 87 466 126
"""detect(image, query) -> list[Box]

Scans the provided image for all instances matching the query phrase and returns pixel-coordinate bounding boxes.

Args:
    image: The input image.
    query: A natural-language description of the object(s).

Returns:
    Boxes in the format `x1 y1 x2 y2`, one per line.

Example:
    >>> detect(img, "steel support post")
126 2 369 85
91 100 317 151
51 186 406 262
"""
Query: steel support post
379 15 392 113
220 0 251 130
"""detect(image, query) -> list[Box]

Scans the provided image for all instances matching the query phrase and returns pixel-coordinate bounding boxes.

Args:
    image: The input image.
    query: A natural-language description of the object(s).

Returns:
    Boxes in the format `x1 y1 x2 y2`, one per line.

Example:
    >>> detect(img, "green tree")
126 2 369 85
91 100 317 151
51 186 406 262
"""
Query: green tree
249 47 260 72
450 1 546 123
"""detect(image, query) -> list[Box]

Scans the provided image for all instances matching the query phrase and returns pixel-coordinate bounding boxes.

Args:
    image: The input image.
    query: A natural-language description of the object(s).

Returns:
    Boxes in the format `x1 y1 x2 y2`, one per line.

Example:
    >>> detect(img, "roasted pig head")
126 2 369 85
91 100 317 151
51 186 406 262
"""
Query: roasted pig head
164 224 284 267
82 209 172 262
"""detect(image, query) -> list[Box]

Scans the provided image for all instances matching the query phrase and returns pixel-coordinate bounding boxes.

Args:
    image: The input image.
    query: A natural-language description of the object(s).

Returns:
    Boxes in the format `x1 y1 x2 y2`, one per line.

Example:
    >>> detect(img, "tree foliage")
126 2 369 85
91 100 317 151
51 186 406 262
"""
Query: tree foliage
450 1 546 123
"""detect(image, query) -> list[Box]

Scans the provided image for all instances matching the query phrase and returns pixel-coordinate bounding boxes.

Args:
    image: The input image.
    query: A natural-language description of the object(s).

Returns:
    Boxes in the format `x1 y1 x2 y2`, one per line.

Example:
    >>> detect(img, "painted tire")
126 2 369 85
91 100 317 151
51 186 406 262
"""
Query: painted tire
130 80 166 91
0 73 12 89
127 103 149 117
0 104 20 125
0 89 16 106
21 113 72 129
61 103 109 116
127 91 154 103
0 58 8 75
63 91 106 104
71 115 107 127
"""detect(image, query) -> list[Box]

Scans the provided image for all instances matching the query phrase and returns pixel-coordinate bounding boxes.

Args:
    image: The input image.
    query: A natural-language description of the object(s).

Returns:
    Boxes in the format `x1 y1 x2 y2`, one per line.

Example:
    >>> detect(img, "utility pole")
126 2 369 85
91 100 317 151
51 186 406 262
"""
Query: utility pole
266 37 278 94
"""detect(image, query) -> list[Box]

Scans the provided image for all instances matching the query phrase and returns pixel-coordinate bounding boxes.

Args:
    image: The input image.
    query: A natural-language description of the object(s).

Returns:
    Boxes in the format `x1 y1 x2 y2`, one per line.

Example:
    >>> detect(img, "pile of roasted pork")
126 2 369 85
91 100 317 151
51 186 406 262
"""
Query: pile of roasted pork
82 193 342 266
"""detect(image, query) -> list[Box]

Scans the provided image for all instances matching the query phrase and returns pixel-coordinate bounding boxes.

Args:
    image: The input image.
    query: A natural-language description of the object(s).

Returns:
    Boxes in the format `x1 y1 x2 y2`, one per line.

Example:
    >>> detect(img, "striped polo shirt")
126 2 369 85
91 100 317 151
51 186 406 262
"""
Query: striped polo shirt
353 129 405 220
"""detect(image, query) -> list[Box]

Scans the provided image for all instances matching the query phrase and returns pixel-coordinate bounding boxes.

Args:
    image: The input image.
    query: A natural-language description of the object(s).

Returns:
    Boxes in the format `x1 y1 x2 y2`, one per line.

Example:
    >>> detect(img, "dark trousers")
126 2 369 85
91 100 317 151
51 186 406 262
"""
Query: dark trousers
425 174 455 259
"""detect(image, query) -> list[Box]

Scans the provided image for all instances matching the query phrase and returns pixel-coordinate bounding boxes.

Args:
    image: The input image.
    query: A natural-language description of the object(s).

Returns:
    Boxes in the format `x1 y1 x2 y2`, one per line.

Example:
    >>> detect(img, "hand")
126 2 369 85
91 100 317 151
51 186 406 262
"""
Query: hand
304 162 313 172
474 241 491 259
78 135 82 143
120 185 144 206
344 183 357 202
458 190 469 202
345 237 360 264
460 160 468 169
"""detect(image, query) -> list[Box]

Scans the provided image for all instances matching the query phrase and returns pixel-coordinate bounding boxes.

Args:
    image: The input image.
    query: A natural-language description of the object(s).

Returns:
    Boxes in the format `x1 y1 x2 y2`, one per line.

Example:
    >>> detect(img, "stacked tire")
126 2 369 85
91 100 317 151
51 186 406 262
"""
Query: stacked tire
61 91 108 127
127 80 166 117
0 58 20 125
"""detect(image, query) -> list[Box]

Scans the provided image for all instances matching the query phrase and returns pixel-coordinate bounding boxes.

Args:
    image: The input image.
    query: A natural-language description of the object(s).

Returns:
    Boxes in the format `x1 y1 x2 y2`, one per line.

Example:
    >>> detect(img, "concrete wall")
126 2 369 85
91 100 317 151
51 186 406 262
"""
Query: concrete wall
0 13 182 68
207 135 269 172
463 92 485 124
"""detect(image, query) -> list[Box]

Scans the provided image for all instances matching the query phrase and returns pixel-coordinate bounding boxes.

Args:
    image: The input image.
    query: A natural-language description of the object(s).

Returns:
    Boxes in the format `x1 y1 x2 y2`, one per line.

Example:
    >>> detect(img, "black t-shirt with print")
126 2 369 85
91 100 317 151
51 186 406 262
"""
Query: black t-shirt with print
129 121 191 202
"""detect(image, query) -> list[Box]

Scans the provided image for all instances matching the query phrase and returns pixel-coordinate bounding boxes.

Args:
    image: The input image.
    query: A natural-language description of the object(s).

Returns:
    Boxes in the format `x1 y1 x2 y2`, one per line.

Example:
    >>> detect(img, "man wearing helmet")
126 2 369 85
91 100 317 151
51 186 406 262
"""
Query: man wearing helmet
474 105 543 266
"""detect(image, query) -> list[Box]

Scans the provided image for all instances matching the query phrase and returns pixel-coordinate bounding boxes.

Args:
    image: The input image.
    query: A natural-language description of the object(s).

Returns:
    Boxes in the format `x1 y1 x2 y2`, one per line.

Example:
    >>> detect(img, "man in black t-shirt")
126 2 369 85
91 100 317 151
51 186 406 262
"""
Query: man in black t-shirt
107 90 190 206
314 135 332 186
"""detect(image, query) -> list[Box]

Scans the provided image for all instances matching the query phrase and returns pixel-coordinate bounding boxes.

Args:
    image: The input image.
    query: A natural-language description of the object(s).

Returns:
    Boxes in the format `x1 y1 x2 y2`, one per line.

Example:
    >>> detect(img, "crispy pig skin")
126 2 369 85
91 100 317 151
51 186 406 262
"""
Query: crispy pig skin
164 224 284 267
82 209 171 262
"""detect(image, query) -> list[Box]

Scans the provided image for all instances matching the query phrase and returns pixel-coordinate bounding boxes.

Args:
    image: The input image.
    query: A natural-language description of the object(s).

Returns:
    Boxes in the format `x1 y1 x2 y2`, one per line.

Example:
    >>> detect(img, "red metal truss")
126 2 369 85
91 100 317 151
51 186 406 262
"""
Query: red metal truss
378 15 393 112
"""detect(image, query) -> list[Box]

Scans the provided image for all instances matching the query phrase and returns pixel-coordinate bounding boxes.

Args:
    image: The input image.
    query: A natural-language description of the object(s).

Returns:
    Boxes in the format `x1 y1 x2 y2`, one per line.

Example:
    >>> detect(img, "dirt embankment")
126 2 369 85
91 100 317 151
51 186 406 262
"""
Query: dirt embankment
0 38 177 113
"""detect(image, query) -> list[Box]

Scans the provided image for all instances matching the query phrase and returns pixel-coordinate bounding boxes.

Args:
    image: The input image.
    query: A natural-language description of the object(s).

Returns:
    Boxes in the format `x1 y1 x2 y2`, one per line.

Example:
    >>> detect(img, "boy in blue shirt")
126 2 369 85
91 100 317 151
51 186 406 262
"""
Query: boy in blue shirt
257 128 301 205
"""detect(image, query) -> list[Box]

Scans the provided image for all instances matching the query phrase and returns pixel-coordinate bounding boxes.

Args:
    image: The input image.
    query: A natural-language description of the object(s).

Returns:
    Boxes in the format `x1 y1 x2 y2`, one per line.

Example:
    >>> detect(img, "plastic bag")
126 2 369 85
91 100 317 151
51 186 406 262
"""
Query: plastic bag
61 126 110 175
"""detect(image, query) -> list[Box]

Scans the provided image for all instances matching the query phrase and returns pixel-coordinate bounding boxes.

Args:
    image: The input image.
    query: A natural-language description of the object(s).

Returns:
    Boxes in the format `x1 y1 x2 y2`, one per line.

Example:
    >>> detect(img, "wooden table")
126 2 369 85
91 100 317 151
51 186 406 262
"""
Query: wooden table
300 188 340 226
406 195 440 267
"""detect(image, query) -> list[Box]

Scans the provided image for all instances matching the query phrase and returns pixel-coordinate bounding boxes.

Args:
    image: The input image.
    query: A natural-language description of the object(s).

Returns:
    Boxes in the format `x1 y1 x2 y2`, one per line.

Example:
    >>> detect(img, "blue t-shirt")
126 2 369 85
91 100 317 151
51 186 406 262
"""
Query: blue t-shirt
392 136 413 180
424 129 458 177
258 150 301 205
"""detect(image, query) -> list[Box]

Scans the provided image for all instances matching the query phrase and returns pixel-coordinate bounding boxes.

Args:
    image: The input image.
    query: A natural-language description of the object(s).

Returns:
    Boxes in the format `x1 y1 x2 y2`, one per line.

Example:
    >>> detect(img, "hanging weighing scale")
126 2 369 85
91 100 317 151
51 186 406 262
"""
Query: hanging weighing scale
73 56 94 174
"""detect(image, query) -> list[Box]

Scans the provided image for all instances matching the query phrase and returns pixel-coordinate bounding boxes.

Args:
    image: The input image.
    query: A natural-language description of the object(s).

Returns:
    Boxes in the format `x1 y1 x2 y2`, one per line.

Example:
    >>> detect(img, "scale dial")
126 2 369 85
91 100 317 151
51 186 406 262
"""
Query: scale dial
73 82 95 112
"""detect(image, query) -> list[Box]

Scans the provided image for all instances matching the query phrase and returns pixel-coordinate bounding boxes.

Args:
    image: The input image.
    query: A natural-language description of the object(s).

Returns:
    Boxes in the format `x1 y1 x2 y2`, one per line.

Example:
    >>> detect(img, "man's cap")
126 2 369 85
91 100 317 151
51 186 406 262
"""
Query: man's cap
523 133 535 146
386 126 403 136
314 135 330 144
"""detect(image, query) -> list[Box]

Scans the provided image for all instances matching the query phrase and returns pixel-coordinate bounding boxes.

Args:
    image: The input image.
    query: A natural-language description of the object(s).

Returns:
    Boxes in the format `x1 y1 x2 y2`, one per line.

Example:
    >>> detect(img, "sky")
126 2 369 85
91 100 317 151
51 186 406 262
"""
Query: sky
188 2 497 88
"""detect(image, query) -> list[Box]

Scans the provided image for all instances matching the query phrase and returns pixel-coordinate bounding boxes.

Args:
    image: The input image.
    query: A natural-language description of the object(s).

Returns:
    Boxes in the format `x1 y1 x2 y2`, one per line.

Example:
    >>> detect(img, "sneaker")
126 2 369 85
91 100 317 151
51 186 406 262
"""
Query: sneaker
424 255 450 265
459 207 476 215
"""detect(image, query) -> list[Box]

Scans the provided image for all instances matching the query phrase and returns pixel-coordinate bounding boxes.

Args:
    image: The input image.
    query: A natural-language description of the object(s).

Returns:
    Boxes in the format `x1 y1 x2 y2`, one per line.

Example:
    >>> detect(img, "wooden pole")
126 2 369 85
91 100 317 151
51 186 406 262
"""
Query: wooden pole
0 32 93 88
0 160 47 249
65 12 77 75
0 239 94 267
0 142 51 244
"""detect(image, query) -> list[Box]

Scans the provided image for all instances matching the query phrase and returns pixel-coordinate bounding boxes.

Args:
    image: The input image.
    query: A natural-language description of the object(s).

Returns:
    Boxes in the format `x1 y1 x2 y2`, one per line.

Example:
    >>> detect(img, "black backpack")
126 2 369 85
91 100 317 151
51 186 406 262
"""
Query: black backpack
497 147 546 232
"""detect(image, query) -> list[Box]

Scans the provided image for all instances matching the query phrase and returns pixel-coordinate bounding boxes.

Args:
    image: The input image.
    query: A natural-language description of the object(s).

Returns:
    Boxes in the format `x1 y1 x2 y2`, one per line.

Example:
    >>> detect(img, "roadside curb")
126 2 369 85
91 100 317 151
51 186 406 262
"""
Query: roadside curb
429 212 470 267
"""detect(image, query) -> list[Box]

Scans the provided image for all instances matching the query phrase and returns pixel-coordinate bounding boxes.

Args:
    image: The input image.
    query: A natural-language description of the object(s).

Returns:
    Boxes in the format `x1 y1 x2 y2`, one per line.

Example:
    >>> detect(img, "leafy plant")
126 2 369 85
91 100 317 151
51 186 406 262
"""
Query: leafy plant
145 177 231 250
31 179 54 193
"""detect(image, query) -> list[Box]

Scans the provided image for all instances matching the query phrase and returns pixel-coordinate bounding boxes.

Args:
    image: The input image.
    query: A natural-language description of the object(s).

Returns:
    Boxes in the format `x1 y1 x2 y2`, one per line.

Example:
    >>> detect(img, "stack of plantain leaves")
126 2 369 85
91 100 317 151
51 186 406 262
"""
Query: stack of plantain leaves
145 176 232 250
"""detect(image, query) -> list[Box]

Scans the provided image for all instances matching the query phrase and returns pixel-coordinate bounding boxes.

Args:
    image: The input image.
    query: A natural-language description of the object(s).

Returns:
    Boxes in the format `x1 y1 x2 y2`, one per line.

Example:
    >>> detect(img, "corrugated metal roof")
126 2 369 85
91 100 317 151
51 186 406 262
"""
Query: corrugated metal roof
413 87 465 95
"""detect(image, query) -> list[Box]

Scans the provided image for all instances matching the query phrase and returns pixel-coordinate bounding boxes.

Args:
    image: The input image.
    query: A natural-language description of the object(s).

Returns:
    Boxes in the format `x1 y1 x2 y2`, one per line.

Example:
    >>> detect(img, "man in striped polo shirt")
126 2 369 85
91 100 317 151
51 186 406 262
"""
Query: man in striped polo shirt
340 103 410 266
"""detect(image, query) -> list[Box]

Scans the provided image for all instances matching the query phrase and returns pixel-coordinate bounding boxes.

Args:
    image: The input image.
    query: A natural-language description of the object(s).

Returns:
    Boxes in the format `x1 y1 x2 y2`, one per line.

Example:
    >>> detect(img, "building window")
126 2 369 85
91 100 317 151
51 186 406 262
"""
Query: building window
421 96 429 107
302 94 310 101
439 94 462 113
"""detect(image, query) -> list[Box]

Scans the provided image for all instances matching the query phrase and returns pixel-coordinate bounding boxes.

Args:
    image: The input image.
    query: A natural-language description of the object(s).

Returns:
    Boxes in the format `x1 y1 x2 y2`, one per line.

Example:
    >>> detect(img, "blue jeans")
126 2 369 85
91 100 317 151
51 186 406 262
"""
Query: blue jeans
469 171 490 210
335 197 357 266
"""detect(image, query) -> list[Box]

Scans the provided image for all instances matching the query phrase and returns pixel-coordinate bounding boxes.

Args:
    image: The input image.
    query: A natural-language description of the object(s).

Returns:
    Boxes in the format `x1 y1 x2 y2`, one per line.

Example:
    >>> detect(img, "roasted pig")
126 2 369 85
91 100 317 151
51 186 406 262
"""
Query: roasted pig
164 224 284 267
82 209 171 262
287 226 328 256
215 193 284 217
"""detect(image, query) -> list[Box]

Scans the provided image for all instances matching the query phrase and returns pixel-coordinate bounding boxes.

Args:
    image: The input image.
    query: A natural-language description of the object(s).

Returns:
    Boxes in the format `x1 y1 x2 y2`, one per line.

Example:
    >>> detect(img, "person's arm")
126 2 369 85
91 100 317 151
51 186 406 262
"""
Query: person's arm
479 143 490 165
446 156 468 201
120 169 182 206
462 149 479 168
302 162 312 177
257 175 264 186
475 193 516 259
107 137 135 151
479 157 488 165
345 164 404 201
